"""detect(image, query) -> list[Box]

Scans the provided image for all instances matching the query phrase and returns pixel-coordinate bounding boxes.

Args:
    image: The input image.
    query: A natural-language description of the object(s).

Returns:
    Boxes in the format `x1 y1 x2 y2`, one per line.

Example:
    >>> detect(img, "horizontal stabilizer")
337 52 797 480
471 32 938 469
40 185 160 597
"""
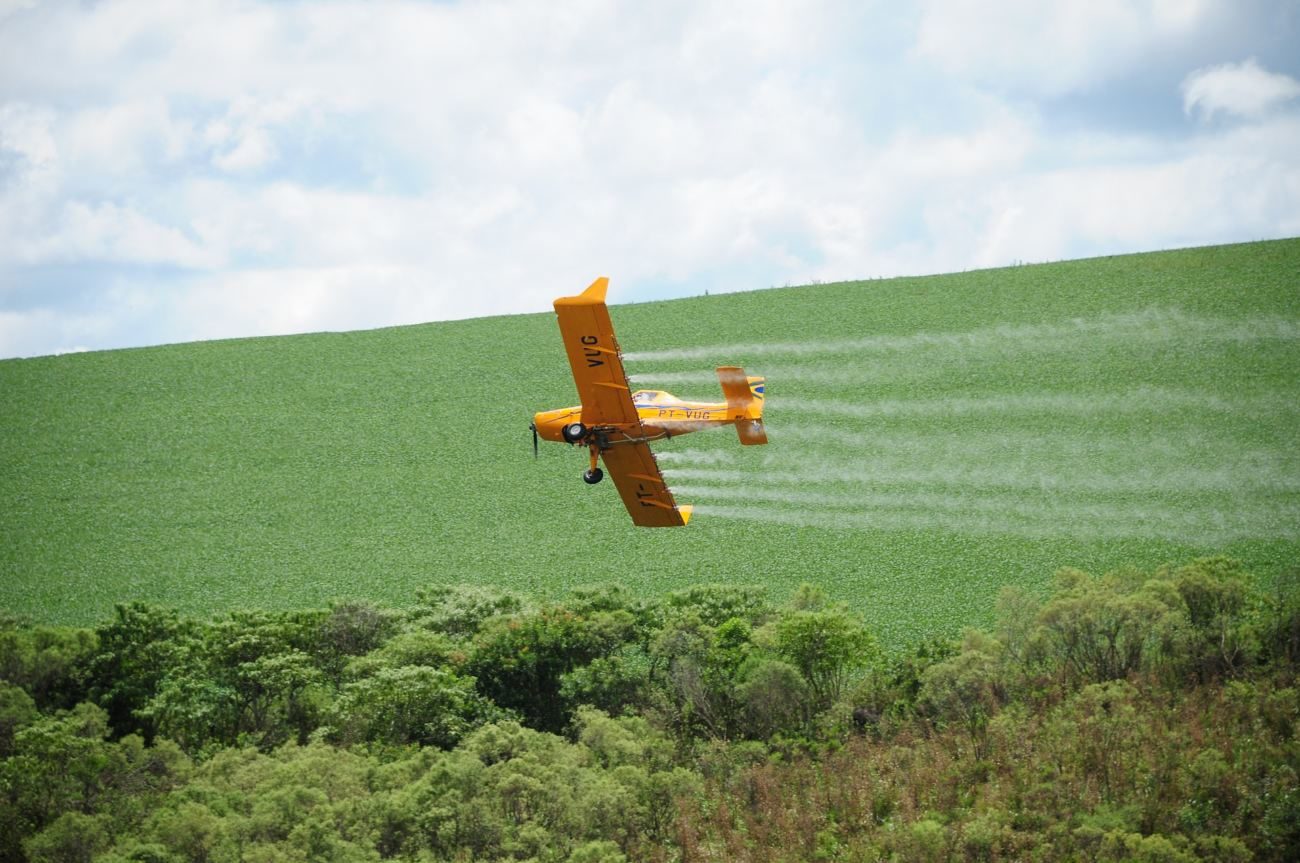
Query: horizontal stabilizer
736 419 767 446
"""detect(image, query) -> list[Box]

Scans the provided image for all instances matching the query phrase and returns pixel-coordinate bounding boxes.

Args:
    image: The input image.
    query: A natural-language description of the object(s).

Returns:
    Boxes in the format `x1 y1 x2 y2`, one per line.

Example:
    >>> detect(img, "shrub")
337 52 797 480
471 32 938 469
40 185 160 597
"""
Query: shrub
1036 567 1183 684
331 664 496 748
22 811 112 863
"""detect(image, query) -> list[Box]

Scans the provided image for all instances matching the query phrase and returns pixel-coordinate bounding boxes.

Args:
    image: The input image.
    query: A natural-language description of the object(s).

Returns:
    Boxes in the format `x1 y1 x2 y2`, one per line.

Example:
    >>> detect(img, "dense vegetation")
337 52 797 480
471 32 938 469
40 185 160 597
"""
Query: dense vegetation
3 556 1297 862
3 239 1299 643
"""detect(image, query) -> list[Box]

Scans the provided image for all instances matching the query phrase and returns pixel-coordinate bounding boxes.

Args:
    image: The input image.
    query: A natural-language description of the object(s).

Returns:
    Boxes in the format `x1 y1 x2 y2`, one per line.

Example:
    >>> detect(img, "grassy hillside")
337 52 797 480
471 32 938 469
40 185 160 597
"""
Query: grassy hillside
3 239 1298 643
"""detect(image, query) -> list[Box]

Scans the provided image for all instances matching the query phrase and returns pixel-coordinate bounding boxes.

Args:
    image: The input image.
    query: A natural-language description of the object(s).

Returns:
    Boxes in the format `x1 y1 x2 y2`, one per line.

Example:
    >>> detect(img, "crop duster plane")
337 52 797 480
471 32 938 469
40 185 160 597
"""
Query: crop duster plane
531 277 766 527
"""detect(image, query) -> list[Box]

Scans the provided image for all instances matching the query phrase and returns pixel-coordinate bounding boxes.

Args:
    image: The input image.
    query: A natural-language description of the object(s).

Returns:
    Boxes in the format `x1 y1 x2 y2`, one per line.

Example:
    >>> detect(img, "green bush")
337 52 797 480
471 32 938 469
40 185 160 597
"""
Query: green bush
330 664 497 748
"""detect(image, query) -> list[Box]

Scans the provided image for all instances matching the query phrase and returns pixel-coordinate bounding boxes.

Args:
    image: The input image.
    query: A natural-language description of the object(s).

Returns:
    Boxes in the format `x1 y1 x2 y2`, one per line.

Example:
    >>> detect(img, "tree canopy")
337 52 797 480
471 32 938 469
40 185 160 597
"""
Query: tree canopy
1 557 1297 862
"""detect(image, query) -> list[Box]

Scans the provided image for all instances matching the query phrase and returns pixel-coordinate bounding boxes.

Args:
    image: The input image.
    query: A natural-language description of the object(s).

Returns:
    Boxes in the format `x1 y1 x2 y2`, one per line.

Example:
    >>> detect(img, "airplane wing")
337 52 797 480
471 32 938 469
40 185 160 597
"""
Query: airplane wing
553 277 640 426
601 442 693 527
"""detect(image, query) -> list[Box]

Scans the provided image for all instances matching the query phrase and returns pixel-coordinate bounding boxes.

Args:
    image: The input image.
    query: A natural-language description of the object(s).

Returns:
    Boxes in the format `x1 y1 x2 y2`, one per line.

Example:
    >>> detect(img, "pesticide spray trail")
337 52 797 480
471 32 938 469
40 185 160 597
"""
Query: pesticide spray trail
629 308 1300 393
633 365 1299 390
676 485 1300 543
629 370 725 386
624 308 1300 363
659 423 1299 540
665 457 1300 494
774 388 1299 420
629 306 1300 543
739 432 1300 491
690 503 1295 545
667 451 1300 538
678 483 1285 523
656 449 737 466
772 425 1279 460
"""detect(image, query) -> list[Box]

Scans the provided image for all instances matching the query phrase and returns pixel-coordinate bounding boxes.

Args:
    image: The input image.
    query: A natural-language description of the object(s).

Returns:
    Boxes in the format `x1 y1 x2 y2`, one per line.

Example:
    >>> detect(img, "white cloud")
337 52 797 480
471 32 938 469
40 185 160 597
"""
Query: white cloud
877 108 1036 180
173 269 440 341
0 306 116 359
916 0 1220 95
55 201 216 268
1183 58 1300 120
0 0 33 22
210 126 277 173
955 116 1300 268
62 99 195 178
0 102 57 167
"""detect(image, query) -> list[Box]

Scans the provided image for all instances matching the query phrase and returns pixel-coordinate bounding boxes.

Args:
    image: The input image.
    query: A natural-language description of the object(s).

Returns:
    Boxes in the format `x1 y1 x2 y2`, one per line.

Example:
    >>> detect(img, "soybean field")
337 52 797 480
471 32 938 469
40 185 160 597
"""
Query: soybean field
2 239 1298 645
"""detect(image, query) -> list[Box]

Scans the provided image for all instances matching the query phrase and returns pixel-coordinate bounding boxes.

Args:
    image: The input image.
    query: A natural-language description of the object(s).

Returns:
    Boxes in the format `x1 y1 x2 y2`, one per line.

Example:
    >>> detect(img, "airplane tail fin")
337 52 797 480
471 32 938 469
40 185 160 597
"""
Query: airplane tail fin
717 366 767 446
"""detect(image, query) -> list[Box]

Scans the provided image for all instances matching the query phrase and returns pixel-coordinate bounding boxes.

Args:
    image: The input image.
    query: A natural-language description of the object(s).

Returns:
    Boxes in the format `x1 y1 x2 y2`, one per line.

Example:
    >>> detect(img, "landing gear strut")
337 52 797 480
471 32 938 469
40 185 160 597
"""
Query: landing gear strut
583 445 604 484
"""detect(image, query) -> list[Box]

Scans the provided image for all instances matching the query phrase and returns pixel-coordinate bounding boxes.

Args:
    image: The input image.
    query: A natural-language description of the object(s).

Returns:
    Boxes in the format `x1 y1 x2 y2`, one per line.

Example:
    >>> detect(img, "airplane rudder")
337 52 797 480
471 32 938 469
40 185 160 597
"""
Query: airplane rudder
717 366 752 409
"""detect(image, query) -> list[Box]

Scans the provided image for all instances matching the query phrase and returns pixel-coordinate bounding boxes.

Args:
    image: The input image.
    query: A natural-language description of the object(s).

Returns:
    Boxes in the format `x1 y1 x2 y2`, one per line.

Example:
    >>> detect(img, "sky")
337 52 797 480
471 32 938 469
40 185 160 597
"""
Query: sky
1 0 1298 359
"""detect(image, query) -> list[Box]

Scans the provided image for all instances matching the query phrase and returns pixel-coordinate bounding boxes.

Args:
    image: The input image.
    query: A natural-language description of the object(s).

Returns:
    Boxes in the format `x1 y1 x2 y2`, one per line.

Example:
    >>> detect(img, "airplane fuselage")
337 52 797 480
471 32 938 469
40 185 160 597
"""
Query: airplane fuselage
532 390 740 446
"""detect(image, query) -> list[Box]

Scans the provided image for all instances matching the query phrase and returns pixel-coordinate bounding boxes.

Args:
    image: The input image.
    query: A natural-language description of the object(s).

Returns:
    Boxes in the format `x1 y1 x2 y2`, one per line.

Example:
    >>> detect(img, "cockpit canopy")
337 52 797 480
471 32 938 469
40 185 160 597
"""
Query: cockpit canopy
631 390 684 406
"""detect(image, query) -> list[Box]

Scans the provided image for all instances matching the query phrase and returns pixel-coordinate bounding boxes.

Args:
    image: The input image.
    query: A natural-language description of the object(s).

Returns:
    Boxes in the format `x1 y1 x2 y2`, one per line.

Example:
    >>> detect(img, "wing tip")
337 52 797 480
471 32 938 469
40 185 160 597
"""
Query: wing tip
679 504 693 525
554 276 610 308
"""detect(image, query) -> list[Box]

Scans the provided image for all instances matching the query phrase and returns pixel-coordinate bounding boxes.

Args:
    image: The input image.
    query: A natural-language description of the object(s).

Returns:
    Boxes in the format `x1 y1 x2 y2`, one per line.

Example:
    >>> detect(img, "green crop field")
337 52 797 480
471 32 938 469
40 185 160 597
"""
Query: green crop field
3 239 1298 645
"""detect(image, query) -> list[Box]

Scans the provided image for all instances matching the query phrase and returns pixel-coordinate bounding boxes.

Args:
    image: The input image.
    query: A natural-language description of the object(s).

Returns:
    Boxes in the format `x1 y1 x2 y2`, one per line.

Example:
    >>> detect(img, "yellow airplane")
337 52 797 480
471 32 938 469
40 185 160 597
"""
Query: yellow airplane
531 277 766 527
